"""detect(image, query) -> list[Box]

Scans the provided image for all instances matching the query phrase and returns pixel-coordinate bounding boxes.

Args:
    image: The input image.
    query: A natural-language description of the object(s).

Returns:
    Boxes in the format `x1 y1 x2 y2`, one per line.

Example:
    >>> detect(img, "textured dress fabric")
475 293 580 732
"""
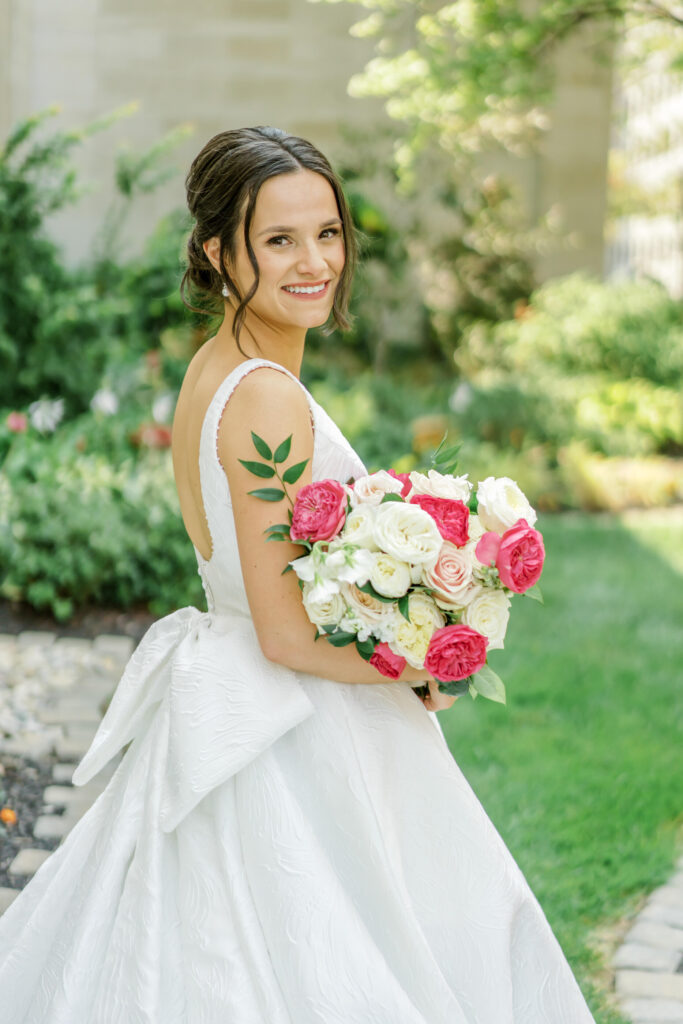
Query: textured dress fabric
0 358 596 1023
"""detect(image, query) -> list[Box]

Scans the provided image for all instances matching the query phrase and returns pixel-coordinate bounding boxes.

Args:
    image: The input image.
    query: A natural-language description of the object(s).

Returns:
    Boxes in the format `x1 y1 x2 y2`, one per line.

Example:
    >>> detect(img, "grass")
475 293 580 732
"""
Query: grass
439 509 683 1023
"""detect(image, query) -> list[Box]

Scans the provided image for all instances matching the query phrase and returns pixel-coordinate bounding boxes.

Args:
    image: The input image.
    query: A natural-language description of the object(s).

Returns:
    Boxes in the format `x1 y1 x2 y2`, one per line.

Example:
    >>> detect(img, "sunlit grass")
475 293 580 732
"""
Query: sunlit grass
439 509 683 1024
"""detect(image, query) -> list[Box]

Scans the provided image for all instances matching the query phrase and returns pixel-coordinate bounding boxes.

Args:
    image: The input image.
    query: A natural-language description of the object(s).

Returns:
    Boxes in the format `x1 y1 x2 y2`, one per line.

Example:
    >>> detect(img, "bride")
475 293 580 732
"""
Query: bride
0 125 596 1023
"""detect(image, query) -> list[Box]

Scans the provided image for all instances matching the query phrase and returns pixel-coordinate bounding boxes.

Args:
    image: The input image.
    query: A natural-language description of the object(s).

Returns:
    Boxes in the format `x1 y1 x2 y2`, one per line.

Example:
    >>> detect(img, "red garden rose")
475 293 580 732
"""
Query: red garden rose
370 642 407 680
387 468 412 498
424 624 488 682
409 494 469 546
290 480 347 542
496 518 545 594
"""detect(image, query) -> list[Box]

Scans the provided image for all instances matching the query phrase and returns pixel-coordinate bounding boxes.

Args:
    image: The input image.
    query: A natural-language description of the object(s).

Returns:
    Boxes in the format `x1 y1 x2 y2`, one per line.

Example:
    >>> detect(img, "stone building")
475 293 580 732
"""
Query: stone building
1 0 614 282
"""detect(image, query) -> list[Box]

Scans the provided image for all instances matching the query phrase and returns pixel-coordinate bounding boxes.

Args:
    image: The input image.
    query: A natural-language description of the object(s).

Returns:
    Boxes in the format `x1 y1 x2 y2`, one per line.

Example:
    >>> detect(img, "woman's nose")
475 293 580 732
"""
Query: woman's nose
296 240 328 275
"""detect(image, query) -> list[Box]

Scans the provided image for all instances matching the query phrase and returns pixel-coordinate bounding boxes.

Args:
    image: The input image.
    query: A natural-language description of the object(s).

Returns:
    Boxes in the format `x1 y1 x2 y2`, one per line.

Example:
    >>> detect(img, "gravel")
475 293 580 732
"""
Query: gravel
0 752 62 888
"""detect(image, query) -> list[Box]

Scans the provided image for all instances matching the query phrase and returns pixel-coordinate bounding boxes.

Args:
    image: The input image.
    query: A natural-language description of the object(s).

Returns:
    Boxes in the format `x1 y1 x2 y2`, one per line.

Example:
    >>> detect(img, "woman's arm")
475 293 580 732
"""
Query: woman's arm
217 366 431 686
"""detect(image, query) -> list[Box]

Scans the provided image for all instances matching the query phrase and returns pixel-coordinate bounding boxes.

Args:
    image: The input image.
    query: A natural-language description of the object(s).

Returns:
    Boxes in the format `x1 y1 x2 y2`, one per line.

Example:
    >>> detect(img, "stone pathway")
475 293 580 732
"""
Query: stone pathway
0 630 132 915
0 628 682 1023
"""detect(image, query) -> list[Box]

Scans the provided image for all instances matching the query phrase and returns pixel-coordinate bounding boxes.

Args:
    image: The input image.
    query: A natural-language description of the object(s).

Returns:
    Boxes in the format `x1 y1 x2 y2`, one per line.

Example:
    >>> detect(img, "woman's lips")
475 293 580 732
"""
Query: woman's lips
281 281 331 300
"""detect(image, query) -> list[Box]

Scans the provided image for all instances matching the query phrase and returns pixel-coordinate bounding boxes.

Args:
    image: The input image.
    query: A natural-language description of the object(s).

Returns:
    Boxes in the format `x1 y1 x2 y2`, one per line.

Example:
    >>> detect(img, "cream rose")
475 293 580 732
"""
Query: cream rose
476 476 537 534
368 552 412 599
461 587 511 650
421 541 475 609
388 592 445 668
466 513 486 544
351 470 405 507
340 504 379 550
340 582 400 641
407 468 472 503
373 502 443 567
302 582 346 630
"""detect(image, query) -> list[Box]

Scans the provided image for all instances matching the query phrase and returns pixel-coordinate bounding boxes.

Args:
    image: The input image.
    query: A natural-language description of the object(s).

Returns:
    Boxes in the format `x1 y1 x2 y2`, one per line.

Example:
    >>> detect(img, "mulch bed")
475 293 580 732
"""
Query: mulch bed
0 599 156 645
0 752 62 889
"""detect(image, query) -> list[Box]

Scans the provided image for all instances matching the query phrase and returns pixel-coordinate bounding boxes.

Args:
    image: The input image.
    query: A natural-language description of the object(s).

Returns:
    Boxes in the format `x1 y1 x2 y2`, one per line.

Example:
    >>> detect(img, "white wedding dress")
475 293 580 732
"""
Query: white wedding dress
0 358 596 1023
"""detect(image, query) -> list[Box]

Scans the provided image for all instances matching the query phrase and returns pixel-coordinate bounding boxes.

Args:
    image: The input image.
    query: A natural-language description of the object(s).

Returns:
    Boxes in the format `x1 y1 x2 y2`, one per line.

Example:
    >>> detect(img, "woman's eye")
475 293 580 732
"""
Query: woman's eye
267 228 341 247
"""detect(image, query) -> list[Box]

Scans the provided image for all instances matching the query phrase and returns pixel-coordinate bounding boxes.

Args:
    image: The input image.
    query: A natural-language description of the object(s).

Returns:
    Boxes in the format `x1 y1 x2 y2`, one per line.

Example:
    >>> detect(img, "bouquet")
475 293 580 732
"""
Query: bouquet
240 433 545 704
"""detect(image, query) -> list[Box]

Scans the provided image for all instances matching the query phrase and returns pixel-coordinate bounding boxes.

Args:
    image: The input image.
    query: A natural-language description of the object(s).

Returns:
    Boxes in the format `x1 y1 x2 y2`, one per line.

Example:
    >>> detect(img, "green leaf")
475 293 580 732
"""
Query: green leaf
273 435 292 463
281 563 294 575
524 584 544 604
251 432 272 460
238 459 275 478
397 593 411 622
355 637 375 661
357 581 398 604
265 522 292 535
282 459 309 484
468 682 478 700
326 630 357 647
468 494 479 513
435 676 471 697
470 664 507 704
380 492 405 503
434 443 461 464
265 534 286 542
247 487 286 502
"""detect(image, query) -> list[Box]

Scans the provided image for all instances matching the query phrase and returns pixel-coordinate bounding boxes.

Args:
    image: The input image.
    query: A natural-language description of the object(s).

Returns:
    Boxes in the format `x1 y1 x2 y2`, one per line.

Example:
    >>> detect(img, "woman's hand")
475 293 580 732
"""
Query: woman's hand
419 678 459 712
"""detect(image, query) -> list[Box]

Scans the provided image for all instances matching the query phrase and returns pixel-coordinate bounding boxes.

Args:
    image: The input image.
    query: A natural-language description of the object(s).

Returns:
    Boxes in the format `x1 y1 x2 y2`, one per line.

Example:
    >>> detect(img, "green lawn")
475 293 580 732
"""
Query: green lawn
440 509 683 1023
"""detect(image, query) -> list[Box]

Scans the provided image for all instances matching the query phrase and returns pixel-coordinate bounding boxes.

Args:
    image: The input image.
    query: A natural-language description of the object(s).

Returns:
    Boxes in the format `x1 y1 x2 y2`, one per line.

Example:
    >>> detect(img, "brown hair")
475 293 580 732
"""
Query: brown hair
181 125 358 355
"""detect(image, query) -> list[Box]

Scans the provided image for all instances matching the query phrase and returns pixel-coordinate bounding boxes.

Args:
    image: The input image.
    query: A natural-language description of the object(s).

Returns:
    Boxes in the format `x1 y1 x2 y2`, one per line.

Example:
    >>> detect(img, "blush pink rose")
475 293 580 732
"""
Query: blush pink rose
410 494 469 546
370 642 407 680
496 518 545 594
475 531 501 566
6 411 27 433
424 624 488 682
290 480 347 542
387 468 412 498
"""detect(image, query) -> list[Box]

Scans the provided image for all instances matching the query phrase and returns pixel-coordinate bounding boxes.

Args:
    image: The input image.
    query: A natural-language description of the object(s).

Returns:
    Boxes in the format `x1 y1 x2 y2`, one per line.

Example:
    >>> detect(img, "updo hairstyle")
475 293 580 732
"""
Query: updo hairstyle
181 125 359 355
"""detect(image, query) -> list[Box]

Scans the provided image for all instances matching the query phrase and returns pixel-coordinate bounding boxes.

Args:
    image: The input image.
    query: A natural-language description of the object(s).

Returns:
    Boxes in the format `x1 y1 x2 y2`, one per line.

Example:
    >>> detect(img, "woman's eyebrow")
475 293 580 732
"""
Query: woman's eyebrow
257 217 342 236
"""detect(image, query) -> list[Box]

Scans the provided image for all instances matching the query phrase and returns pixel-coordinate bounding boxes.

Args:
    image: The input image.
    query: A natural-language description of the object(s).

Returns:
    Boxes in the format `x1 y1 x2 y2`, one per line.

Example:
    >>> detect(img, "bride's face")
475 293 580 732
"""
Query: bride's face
225 168 346 329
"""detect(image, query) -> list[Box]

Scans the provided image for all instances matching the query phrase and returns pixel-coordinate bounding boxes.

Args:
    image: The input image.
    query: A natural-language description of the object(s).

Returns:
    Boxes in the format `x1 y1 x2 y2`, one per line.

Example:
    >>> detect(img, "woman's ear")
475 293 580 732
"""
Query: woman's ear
203 236 221 274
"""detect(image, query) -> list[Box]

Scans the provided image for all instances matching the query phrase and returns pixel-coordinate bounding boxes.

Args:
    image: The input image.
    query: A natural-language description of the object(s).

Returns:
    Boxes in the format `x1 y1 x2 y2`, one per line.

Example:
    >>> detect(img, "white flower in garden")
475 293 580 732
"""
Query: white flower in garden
351 470 405 507
340 504 379 551
449 380 473 414
476 476 537 533
461 588 511 650
28 398 64 434
407 468 472 503
373 501 443 567
152 392 175 424
90 388 119 416
301 582 346 630
368 551 412 599
389 592 445 668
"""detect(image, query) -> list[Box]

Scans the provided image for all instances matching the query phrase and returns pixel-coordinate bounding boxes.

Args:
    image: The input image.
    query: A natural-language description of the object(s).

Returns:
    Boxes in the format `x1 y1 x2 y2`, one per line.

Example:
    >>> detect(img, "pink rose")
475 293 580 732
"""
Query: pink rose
496 518 545 594
424 624 488 682
422 542 473 608
410 494 469 546
475 531 501 566
6 411 27 433
387 468 412 498
370 642 406 680
290 480 347 542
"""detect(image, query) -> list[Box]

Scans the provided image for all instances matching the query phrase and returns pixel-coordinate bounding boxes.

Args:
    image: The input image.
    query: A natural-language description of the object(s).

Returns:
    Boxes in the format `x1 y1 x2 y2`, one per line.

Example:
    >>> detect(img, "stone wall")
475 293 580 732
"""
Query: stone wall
1 1 613 281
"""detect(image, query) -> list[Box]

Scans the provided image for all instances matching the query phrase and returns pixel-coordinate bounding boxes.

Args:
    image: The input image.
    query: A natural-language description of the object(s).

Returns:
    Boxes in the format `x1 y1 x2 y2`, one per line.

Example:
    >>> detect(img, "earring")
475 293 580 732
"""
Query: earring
221 283 230 298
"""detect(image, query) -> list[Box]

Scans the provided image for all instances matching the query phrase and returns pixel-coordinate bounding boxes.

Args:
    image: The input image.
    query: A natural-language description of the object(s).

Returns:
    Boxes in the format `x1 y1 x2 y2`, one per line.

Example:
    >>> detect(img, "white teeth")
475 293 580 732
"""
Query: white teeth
283 283 327 294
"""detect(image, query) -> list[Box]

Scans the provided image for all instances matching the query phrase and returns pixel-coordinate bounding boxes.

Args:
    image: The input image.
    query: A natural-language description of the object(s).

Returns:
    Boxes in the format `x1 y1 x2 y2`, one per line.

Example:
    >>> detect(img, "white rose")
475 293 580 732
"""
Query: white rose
467 514 486 544
373 502 443 567
352 470 405 507
341 582 400 638
389 592 445 668
421 542 475 609
340 505 379 551
302 582 346 630
476 476 537 533
407 469 472 503
368 552 412 599
461 588 511 650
